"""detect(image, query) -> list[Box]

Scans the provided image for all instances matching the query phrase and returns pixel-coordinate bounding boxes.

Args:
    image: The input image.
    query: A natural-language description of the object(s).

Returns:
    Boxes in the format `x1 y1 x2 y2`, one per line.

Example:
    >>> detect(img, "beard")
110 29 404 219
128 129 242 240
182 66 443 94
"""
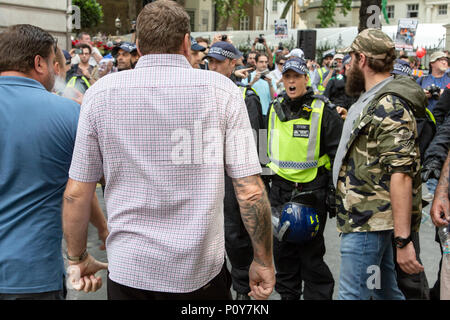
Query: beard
345 62 365 97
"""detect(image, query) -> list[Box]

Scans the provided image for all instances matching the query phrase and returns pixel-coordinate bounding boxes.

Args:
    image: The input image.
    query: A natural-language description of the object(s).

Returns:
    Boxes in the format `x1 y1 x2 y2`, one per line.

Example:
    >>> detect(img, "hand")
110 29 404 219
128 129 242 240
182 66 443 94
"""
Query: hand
421 160 442 182
212 34 223 44
81 68 91 79
336 106 348 120
247 260 275 300
234 67 253 79
68 253 108 293
430 191 450 227
424 90 431 99
396 243 424 274
264 75 272 84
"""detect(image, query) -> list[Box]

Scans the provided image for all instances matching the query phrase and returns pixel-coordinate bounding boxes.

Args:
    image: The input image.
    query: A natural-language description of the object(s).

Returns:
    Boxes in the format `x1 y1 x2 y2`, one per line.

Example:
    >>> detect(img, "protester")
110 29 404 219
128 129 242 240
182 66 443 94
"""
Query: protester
268 54 287 95
285 48 305 60
246 51 258 69
0 24 107 300
251 35 274 69
62 0 275 300
267 57 343 300
323 54 356 118
417 51 450 112
206 41 266 300
71 32 103 66
333 28 425 300
66 44 95 93
241 53 277 122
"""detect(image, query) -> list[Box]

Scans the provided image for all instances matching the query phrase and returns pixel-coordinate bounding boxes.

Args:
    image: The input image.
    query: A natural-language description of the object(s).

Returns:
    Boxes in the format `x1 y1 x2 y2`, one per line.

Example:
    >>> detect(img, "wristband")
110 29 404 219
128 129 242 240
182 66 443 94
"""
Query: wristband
67 249 88 262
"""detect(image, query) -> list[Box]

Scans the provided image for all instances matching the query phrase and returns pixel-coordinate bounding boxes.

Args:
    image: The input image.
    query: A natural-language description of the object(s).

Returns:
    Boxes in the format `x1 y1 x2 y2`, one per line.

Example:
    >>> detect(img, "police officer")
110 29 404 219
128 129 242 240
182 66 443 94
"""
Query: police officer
267 57 343 300
205 41 266 300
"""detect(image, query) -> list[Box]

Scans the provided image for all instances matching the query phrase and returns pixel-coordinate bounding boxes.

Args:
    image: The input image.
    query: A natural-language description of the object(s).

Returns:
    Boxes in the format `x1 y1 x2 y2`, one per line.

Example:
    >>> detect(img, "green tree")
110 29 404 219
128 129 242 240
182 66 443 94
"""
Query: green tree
72 0 104 30
214 0 257 30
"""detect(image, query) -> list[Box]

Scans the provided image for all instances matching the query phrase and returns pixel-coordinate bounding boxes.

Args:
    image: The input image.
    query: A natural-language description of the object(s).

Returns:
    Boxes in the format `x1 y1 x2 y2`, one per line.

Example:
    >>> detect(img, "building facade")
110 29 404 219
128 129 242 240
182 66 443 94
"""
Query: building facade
0 0 70 49
299 0 449 28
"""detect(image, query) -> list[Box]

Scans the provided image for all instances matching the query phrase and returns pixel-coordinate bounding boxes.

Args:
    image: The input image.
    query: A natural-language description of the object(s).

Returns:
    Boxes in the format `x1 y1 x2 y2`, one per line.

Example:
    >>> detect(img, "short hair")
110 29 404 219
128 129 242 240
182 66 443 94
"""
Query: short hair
276 54 286 64
54 46 65 67
78 32 90 40
0 24 56 73
256 53 268 63
79 43 92 54
195 37 209 45
354 48 396 73
136 0 190 55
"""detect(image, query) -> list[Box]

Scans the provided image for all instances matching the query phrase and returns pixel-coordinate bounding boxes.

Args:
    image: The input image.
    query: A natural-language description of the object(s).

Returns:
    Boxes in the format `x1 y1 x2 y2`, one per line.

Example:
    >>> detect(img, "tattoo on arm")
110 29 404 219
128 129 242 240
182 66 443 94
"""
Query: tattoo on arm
232 175 272 266
436 152 450 203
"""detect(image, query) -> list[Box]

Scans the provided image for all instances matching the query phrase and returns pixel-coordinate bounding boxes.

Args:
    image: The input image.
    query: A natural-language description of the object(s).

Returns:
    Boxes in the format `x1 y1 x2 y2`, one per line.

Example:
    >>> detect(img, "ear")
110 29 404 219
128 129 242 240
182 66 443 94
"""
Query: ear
230 59 237 69
34 55 47 76
136 39 143 57
181 33 191 60
53 61 61 77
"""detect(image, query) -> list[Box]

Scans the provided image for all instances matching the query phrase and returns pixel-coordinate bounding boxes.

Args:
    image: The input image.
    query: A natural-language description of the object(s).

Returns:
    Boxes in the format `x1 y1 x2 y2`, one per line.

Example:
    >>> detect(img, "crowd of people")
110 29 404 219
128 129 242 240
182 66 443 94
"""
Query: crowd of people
1 0 450 301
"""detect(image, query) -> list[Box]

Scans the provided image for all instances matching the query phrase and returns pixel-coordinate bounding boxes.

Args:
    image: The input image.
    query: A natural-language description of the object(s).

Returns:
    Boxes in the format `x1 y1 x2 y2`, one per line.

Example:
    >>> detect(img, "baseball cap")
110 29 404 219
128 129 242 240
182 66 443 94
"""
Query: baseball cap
342 54 351 66
342 28 394 59
285 48 305 59
392 59 413 76
282 57 308 75
62 50 72 65
191 36 206 52
430 51 447 63
112 42 137 56
333 53 345 60
205 41 242 61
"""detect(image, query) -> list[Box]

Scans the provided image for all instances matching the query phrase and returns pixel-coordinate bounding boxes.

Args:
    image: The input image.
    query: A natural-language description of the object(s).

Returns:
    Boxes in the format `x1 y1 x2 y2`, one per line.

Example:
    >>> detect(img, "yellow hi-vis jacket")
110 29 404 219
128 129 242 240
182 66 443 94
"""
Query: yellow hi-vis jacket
267 98 331 183
316 67 328 94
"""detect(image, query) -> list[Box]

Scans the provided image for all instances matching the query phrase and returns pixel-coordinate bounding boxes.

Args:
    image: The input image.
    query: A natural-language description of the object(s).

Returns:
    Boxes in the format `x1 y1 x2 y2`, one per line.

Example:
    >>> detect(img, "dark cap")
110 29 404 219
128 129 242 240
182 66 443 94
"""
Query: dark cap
342 54 351 66
205 41 242 61
62 50 72 65
112 42 137 56
342 28 394 59
282 57 308 75
191 36 206 52
392 59 413 76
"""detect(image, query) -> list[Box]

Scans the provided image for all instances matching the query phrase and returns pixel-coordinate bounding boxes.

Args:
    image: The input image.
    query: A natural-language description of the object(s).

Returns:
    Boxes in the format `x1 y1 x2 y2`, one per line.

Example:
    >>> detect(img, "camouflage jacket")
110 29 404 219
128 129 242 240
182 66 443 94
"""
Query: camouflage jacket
336 77 425 233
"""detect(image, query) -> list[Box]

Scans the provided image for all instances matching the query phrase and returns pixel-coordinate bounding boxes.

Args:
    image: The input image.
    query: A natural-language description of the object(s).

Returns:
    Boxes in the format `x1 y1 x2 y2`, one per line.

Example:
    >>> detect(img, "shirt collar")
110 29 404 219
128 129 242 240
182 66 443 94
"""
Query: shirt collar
0 76 46 91
135 54 192 69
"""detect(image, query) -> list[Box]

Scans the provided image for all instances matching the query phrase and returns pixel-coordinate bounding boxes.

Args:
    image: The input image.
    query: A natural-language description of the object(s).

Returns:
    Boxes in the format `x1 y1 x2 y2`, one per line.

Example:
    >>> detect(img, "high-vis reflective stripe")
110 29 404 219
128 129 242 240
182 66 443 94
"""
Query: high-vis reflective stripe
425 108 436 124
67 76 91 90
317 67 327 93
267 98 331 183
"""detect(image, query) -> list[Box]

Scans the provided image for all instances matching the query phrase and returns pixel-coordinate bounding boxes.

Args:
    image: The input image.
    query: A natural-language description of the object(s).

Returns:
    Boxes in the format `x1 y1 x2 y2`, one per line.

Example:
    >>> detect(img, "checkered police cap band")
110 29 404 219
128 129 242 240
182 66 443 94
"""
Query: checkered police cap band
208 47 237 59
282 59 308 74
393 62 412 75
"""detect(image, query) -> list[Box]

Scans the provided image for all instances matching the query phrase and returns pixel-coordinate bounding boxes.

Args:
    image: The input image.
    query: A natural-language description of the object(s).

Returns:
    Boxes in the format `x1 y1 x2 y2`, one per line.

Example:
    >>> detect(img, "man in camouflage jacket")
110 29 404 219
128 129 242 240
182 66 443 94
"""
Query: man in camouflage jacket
332 29 426 300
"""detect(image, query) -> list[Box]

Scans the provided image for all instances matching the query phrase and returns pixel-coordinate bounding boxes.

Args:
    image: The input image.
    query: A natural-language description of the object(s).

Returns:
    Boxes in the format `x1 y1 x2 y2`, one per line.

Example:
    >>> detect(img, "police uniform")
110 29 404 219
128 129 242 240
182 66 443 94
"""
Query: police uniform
267 58 343 300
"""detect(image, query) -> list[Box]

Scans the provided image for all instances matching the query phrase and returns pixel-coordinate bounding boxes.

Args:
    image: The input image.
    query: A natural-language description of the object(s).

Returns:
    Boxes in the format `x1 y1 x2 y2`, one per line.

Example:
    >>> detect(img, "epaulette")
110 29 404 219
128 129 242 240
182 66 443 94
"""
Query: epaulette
311 94 336 109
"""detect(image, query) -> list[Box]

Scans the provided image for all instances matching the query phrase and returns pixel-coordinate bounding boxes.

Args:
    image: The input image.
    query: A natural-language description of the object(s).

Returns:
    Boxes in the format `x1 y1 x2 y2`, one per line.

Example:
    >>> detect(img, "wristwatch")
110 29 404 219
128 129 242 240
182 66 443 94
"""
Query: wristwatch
67 249 88 262
394 235 412 248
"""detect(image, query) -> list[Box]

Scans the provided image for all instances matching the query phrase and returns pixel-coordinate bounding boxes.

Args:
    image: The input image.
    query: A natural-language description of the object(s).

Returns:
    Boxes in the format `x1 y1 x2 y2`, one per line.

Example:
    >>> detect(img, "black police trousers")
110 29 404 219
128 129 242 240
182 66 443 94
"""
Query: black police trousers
224 174 253 295
269 178 334 300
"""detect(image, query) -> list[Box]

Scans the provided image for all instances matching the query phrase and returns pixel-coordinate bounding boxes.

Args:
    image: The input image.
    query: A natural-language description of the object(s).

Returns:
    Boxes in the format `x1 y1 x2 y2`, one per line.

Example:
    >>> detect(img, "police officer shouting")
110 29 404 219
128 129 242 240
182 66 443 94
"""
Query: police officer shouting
267 57 343 300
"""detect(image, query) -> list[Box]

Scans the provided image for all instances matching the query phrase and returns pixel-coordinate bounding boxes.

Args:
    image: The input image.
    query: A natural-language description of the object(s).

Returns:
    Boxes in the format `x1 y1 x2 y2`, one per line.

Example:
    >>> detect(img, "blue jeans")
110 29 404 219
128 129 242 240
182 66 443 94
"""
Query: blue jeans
338 230 405 300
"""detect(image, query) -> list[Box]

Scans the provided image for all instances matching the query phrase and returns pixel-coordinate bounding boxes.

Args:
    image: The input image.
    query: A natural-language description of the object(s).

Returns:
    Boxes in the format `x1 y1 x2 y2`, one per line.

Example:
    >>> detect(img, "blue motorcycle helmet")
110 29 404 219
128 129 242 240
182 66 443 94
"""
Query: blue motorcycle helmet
272 202 320 245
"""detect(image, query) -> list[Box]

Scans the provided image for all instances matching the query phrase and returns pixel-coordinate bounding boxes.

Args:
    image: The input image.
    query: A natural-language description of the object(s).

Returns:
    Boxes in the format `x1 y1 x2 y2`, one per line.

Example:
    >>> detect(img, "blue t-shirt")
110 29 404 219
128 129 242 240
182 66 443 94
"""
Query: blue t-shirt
417 72 450 111
0 76 80 293
242 71 277 116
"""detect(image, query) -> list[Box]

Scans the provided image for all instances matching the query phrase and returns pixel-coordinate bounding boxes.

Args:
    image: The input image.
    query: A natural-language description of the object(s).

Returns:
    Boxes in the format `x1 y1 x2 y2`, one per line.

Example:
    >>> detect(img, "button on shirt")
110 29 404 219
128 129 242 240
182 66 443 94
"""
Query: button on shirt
69 54 261 293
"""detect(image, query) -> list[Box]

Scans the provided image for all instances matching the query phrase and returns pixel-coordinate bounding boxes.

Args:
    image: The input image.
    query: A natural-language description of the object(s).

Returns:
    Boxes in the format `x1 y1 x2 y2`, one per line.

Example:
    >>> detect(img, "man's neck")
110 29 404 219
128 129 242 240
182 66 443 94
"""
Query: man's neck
0 71 28 77
365 71 391 92
79 62 90 69
432 70 444 78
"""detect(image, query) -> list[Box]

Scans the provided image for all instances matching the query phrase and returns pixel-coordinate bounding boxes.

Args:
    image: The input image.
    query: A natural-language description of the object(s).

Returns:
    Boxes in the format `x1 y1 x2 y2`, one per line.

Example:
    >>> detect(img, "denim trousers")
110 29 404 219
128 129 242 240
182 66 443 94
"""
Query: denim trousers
338 230 405 300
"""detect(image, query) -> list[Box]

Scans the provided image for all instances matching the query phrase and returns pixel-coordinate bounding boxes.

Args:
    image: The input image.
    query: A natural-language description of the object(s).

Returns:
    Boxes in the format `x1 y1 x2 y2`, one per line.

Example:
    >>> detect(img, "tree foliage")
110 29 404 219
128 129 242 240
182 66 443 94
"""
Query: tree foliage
72 0 104 29
214 0 257 29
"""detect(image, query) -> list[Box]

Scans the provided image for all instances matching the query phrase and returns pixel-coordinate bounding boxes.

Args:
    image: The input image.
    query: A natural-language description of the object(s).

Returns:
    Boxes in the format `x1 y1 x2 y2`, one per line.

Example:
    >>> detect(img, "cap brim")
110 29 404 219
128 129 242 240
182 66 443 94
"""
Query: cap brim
282 66 307 75
191 44 206 52
205 53 227 61
341 46 354 54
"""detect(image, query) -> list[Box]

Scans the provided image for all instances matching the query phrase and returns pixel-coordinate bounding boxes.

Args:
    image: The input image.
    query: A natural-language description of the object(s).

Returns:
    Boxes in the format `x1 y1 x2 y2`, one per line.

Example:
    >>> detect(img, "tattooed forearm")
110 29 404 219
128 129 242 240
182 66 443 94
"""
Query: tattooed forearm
436 151 450 202
232 175 273 266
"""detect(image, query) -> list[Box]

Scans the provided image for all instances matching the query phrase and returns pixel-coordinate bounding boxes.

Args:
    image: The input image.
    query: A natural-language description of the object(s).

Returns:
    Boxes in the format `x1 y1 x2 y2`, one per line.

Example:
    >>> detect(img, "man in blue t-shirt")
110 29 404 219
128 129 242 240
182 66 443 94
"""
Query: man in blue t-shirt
0 24 108 300
417 51 450 112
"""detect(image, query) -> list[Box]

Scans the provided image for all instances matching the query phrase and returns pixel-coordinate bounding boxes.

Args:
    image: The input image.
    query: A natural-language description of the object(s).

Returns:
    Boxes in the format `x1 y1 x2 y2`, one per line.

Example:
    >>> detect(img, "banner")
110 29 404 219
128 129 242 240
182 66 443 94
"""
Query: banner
275 19 288 38
395 19 418 51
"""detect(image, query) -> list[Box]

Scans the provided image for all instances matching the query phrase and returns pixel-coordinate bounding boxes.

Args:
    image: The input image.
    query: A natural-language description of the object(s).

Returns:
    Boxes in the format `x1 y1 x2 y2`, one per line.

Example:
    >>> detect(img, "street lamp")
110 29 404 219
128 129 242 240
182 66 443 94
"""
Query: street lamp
115 17 122 36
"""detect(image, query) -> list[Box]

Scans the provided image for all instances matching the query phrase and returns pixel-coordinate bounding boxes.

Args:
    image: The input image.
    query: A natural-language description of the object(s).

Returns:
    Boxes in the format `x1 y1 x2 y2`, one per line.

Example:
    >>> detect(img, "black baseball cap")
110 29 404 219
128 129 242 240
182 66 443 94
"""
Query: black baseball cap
282 57 308 75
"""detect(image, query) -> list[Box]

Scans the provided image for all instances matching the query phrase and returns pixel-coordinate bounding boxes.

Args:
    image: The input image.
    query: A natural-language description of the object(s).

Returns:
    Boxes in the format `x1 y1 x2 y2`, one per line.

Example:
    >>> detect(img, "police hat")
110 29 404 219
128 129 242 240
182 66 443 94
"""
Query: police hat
282 57 308 75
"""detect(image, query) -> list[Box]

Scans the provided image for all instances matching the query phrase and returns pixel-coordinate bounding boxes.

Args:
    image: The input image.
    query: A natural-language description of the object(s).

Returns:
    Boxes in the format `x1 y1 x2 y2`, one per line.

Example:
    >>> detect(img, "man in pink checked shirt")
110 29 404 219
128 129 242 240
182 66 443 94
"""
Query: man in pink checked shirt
62 0 275 300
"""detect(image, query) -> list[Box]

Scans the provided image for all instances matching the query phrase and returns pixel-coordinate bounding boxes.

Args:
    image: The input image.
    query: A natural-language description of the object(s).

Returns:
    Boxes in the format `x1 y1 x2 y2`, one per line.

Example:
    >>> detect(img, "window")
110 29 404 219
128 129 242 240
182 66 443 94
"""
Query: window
201 10 209 30
272 0 278 12
239 16 249 30
339 23 347 27
186 10 195 31
387 5 395 19
407 4 419 18
438 4 447 15
255 16 262 30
